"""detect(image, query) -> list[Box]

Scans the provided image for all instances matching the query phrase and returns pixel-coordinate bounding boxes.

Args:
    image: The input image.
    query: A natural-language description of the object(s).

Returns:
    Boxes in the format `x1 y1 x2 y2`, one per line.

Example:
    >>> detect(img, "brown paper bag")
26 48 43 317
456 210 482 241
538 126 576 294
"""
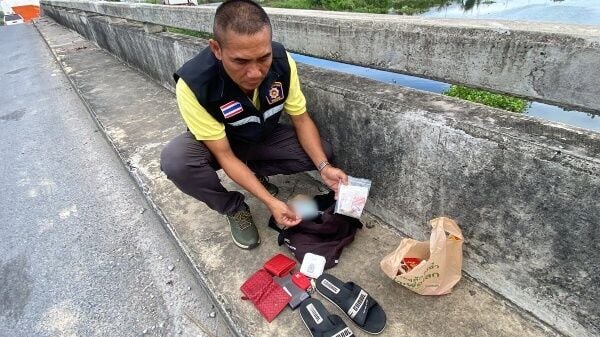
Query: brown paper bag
380 217 463 295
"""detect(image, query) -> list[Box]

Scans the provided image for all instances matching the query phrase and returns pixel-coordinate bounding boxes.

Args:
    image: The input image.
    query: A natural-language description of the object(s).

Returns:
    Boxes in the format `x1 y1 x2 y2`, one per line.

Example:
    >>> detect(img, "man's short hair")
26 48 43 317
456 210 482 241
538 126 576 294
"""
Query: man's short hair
213 0 272 45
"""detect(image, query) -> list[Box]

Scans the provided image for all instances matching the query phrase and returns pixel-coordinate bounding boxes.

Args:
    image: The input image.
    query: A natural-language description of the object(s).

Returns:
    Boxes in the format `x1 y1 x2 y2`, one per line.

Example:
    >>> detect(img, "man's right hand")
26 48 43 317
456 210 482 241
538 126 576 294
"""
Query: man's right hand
204 137 302 227
268 199 301 227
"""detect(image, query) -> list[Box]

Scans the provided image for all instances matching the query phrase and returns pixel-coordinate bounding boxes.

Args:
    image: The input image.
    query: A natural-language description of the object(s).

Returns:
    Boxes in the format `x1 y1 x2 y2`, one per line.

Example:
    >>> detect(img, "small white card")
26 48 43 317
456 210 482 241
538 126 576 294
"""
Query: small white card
300 253 326 279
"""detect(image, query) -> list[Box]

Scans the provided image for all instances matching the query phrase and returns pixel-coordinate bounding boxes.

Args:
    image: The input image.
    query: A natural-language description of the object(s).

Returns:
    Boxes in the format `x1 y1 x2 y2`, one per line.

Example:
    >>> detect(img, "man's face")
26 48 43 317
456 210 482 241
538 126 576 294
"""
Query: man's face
209 26 273 94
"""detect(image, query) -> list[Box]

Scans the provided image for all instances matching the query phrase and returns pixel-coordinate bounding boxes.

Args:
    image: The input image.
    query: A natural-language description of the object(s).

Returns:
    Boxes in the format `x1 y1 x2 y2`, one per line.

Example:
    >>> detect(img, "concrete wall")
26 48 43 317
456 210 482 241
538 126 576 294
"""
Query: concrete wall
41 0 600 113
42 5 600 337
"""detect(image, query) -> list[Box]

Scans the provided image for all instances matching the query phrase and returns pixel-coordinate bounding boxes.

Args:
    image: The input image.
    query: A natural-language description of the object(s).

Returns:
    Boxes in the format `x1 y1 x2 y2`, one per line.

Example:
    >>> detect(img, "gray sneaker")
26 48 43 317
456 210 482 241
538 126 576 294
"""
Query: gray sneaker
226 203 260 250
257 175 279 197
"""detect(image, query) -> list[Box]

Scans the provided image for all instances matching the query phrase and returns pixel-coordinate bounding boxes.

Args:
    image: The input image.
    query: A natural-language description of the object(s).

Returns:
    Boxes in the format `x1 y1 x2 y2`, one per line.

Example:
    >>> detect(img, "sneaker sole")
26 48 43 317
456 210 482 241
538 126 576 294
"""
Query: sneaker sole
230 232 261 250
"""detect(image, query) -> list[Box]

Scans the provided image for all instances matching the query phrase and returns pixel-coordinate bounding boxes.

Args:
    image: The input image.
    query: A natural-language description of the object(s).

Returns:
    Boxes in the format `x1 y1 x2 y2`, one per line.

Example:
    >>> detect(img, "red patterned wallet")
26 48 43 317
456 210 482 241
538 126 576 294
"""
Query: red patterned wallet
240 269 291 322
263 253 296 277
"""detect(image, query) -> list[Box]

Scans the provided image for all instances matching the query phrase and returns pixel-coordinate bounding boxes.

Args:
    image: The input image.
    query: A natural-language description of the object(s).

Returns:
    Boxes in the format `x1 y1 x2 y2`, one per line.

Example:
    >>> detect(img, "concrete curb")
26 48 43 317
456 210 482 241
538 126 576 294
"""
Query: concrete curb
33 20 241 337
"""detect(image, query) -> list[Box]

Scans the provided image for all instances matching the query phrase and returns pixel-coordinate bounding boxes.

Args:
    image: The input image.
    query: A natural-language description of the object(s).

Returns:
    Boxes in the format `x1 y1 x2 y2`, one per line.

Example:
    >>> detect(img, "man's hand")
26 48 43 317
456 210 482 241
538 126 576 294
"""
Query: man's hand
320 165 348 198
268 199 302 227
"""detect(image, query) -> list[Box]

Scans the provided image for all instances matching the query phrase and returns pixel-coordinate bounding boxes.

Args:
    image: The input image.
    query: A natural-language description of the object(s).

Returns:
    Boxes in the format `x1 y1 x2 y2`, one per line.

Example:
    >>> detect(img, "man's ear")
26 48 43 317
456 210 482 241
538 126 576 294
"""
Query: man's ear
209 39 222 61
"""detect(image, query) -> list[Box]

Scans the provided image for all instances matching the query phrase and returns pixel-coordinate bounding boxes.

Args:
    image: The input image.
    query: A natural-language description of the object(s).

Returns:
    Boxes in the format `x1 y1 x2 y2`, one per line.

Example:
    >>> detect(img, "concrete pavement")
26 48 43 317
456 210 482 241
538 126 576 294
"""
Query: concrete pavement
0 23 232 337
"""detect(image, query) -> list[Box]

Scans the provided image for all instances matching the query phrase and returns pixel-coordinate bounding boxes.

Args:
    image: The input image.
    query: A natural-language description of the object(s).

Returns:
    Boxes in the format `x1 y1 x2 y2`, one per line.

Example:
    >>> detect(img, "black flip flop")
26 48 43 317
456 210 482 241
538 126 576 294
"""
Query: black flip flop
315 273 386 335
299 298 355 337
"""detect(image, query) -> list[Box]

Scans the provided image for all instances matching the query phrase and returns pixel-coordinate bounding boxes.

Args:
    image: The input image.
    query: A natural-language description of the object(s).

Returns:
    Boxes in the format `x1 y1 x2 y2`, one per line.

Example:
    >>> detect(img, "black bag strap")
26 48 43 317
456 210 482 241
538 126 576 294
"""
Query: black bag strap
267 216 287 246
268 216 282 233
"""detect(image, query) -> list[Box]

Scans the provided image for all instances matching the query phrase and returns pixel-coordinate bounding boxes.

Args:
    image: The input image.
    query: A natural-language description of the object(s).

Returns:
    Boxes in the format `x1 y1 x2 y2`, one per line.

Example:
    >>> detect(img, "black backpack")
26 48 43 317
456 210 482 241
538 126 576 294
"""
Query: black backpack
268 192 363 269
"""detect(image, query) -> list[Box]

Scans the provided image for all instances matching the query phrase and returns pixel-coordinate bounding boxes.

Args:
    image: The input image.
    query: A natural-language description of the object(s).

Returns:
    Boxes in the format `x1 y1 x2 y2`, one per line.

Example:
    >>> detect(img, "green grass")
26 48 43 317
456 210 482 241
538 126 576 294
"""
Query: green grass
260 0 510 14
389 0 453 14
444 85 529 113
261 0 455 14
0 11 4 26
265 0 316 10
167 27 214 39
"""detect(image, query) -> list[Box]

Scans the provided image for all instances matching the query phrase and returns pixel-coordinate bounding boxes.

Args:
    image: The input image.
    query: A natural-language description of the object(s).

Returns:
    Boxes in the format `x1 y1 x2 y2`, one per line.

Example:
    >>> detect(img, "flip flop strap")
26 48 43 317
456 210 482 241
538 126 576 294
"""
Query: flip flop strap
346 289 376 326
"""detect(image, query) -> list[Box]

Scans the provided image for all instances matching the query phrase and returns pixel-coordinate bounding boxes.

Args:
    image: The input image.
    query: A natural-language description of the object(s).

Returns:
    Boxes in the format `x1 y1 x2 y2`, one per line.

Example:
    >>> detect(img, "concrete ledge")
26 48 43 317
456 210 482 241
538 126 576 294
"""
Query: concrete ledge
41 7 600 337
301 65 600 337
41 0 600 112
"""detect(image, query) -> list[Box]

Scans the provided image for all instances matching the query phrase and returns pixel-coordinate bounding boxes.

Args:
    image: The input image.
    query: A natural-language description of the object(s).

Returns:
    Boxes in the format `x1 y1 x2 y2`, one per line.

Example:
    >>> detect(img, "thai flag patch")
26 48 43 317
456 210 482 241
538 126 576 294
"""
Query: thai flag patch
220 101 243 119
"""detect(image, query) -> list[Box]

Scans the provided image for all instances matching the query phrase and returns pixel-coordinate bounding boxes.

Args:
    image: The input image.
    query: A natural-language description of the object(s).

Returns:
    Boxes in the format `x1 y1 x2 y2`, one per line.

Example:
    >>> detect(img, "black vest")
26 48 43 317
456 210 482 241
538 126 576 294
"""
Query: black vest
174 42 291 144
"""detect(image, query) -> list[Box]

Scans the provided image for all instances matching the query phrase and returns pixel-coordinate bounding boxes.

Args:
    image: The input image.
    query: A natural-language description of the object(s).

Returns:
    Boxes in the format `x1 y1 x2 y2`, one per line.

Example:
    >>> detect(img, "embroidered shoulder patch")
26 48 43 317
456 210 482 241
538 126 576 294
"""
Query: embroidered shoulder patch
220 101 243 119
266 82 284 105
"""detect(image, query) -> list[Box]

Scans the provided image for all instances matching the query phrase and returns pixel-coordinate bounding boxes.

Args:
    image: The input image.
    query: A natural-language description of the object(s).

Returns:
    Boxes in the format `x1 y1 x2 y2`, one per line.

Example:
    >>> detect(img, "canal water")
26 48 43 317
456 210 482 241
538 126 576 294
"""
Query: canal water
292 0 600 132
423 0 600 26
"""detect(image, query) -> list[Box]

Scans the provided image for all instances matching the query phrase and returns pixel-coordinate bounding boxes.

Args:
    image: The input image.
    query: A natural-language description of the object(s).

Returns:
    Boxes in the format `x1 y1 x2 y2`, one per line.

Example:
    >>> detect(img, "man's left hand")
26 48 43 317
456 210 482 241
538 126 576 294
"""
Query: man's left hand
320 165 348 199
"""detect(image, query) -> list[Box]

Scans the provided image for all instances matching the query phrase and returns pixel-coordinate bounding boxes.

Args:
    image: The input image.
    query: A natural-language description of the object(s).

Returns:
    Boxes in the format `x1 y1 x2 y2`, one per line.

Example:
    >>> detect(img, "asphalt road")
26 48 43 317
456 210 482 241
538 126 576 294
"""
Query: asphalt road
0 23 232 337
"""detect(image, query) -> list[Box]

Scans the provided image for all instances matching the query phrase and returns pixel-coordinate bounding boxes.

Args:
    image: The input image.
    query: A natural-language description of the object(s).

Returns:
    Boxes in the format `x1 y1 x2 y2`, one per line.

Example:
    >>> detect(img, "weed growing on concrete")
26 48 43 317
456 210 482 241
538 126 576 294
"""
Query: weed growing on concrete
167 27 214 40
444 85 529 113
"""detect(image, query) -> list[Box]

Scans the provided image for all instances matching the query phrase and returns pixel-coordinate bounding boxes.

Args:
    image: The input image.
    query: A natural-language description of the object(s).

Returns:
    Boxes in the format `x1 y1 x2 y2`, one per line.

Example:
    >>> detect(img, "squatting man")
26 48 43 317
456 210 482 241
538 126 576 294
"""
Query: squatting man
160 0 348 249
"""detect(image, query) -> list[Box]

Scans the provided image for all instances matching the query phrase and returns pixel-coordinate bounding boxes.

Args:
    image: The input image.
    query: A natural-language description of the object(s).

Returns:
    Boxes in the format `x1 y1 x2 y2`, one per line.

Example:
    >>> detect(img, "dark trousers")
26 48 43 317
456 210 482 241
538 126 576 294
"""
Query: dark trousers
160 124 333 215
